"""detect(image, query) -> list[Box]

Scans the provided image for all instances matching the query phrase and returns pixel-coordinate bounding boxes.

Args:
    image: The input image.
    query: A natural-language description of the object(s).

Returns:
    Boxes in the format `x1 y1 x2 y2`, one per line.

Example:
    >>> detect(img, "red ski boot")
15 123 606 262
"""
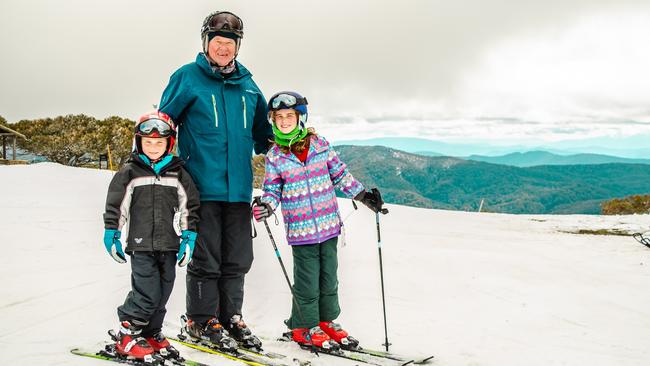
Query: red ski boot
146 332 181 359
114 321 155 361
319 321 360 349
291 326 340 350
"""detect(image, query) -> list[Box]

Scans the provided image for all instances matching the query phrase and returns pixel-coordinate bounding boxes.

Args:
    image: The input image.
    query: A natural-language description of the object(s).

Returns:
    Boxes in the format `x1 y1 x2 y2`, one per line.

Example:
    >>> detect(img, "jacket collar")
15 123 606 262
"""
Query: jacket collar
195 53 251 85
269 135 327 164
131 153 183 174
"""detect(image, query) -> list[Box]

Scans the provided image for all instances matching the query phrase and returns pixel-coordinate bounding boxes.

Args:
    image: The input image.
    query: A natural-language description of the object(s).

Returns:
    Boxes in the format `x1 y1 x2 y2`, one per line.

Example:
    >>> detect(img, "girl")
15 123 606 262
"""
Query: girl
252 91 385 349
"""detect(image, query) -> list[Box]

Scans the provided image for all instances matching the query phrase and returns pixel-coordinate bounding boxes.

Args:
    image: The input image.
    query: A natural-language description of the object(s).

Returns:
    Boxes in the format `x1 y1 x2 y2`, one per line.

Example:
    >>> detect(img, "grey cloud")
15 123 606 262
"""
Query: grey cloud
1 0 650 124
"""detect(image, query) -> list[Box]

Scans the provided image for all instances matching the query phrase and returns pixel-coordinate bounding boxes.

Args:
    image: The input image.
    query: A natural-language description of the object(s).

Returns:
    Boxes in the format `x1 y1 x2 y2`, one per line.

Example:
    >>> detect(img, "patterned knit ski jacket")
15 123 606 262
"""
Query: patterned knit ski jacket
261 135 364 245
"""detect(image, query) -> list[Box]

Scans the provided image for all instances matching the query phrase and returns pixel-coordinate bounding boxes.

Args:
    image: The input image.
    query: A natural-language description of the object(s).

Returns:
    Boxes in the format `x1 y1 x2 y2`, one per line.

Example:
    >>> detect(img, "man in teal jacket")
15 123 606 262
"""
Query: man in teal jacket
159 11 272 350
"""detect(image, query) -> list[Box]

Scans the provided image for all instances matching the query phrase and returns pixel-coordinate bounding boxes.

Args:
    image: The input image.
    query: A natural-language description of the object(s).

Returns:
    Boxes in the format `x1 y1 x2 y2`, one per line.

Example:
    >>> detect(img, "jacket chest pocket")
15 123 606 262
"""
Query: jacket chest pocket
241 92 258 132
211 94 219 128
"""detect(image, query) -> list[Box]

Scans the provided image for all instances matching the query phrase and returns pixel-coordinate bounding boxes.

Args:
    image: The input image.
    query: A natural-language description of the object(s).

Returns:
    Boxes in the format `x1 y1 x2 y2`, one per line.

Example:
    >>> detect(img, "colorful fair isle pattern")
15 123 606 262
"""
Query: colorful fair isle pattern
261 135 364 245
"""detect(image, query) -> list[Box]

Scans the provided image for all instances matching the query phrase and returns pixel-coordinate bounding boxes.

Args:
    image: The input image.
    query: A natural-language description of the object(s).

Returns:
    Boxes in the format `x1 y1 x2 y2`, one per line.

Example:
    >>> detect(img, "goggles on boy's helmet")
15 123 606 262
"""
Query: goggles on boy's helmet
136 118 175 138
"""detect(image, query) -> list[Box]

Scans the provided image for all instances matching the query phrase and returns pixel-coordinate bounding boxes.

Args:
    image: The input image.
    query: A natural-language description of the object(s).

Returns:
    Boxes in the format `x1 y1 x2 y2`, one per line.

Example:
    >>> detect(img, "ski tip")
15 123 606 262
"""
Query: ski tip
412 355 435 364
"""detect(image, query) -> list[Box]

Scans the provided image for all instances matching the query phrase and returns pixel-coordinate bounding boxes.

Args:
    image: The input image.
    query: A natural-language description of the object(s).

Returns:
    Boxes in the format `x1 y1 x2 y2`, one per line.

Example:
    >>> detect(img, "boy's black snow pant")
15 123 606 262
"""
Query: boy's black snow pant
117 251 176 337
286 237 341 329
185 201 254 326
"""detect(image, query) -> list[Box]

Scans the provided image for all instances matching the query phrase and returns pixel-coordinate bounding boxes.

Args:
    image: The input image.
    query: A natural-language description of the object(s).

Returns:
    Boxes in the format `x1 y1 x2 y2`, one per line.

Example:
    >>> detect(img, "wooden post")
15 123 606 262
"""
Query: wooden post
478 198 485 212
2 136 5 160
106 145 114 171
12 136 16 160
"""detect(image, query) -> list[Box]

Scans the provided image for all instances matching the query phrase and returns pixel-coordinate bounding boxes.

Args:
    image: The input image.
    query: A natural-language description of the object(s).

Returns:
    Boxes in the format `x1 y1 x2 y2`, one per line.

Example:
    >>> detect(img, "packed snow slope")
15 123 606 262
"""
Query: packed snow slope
1 163 650 366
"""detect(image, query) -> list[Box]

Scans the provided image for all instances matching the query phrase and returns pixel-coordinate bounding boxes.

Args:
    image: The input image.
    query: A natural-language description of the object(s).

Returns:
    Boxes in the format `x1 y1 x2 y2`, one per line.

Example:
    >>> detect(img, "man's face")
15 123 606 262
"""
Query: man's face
208 35 237 67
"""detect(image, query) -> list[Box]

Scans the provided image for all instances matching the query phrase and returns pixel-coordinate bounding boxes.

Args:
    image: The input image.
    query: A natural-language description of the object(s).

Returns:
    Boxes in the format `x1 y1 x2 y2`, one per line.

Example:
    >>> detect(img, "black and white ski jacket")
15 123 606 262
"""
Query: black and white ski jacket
103 154 200 252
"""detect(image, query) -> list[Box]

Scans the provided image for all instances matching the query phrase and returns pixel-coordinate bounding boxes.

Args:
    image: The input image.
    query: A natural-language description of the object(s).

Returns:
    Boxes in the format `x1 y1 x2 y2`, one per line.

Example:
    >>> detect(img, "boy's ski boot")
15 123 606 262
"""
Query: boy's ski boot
182 316 238 352
112 321 156 362
227 314 263 351
146 332 182 360
319 321 360 349
291 326 340 351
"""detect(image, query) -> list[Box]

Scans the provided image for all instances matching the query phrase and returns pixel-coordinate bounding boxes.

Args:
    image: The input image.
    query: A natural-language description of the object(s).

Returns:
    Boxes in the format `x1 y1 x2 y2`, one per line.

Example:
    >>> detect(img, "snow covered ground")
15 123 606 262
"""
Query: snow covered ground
2 162 650 366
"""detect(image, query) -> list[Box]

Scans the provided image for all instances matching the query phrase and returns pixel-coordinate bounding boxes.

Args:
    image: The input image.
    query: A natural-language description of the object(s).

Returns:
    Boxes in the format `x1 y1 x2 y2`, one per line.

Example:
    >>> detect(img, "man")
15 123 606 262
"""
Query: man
159 10 272 350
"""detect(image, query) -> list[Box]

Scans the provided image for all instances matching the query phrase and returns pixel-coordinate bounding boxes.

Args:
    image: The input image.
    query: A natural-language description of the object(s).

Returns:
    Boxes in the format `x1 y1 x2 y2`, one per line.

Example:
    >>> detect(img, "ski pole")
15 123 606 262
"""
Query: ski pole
253 196 307 327
371 188 391 352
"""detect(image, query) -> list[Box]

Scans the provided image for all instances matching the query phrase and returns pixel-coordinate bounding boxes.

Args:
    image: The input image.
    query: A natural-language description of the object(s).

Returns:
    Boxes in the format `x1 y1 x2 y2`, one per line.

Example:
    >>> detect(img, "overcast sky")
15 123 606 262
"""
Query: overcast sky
1 0 650 146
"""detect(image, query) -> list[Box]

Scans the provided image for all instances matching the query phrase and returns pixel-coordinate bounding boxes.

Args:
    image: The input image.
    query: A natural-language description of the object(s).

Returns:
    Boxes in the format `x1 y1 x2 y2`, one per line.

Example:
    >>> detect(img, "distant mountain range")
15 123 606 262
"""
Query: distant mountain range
334 145 650 214
334 136 650 159
464 151 650 167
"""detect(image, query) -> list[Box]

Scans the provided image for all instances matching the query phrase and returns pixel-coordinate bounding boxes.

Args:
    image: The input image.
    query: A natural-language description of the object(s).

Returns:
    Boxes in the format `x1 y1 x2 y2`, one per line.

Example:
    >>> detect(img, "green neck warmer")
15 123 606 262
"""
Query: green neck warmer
272 123 308 147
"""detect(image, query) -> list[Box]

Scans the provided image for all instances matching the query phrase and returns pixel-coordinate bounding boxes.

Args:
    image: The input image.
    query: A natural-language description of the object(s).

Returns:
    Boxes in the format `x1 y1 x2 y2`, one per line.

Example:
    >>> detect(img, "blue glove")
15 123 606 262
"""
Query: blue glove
103 229 126 264
178 230 197 267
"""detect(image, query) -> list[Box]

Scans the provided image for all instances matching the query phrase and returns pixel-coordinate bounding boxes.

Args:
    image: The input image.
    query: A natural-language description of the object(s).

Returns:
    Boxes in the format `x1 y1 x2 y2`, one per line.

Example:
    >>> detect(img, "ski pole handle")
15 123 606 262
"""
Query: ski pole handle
253 195 263 208
370 187 389 215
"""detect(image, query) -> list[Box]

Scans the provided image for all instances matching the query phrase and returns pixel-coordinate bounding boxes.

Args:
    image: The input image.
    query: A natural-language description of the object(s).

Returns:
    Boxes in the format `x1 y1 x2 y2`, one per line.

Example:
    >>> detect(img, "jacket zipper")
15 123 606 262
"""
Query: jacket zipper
298 151 321 242
242 96 247 129
151 172 158 251
211 94 218 128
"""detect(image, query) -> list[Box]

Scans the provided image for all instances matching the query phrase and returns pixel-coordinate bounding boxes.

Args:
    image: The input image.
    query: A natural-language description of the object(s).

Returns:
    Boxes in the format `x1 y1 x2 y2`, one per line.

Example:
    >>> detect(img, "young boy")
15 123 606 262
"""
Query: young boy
252 91 386 350
103 111 200 361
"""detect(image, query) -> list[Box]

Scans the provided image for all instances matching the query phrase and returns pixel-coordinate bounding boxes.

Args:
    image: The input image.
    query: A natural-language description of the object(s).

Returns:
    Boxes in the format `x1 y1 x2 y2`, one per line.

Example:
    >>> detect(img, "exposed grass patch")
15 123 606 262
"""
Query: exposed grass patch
562 229 631 236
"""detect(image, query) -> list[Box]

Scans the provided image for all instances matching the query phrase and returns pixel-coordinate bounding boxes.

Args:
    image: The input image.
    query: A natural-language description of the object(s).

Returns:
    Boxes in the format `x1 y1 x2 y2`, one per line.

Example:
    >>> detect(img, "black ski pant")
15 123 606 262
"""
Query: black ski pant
186 201 253 326
117 251 176 337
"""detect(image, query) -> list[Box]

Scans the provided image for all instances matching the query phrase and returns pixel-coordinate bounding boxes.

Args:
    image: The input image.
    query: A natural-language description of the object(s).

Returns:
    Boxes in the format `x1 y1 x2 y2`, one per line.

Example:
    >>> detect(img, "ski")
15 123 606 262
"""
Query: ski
70 346 209 366
633 233 650 249
344 346 434 365
275 333 393 366
294 343 388 366
277 333 433 366
169 335 305 366
234 341 297 363
173 316 289 362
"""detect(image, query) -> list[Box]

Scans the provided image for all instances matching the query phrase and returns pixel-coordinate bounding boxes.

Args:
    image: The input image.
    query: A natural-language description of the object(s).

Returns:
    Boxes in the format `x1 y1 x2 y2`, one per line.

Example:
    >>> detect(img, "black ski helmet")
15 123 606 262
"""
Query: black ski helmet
267 91 309 127
201 11 244 56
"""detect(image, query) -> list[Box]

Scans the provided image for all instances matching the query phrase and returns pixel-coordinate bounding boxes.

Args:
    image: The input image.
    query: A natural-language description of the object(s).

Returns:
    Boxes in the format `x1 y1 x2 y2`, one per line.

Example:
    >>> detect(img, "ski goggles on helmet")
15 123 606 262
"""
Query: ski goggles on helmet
269 93 308 111
136 118 174 137
202 11 244 38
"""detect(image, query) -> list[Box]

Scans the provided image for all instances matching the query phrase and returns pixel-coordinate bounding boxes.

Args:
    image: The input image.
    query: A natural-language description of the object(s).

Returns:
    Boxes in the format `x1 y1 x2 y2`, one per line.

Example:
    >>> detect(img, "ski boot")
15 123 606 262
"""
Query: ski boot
113 321 156 362
291 326 340 351
146 332 182 361
182 316 238 352
227 314 263 351
319 321 360 349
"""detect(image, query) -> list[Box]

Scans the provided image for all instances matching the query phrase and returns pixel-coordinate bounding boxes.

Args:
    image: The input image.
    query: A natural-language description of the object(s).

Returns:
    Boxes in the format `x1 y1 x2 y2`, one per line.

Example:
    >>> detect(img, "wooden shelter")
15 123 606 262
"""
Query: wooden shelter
0 124 28 164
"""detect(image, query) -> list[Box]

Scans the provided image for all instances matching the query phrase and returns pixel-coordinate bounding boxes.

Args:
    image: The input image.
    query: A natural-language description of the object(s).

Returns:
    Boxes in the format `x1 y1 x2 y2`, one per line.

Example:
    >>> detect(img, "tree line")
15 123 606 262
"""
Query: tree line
1 114 134 168
2 114 648 215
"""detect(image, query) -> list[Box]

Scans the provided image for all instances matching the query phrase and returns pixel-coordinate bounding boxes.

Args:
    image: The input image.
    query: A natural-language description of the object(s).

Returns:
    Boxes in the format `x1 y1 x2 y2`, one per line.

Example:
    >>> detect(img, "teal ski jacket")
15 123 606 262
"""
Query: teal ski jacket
159 53 273 202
